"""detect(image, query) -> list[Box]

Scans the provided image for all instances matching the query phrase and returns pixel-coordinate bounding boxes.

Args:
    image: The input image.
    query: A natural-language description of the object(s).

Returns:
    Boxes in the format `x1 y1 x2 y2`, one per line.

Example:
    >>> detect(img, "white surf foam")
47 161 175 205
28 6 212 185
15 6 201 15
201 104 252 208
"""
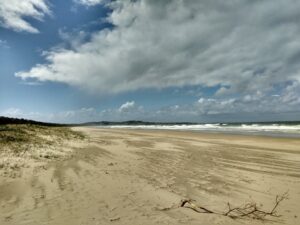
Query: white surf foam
101 123 300 136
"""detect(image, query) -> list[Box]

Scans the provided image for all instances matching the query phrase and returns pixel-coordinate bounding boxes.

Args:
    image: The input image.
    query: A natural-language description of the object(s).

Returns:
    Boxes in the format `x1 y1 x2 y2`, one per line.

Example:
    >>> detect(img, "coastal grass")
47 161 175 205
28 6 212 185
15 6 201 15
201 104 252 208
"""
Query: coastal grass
0 124 85 175
0 124 84 153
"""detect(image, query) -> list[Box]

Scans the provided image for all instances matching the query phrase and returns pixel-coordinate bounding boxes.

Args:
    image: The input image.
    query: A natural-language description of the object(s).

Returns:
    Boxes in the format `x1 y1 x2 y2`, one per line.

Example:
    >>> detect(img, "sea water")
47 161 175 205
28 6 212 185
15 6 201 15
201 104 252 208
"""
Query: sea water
100 122 300 138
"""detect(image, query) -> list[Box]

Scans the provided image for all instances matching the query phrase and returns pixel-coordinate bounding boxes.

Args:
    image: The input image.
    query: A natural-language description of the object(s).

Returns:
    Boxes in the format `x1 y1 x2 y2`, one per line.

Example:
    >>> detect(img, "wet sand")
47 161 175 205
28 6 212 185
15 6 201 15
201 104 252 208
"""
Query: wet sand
0 127 300 225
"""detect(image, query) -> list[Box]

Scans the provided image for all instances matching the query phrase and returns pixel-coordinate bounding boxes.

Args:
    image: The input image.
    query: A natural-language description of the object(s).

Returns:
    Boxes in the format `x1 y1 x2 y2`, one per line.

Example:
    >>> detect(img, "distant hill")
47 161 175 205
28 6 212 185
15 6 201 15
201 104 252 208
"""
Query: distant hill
79 120 300 126
79 120 197 126
0 117 196 127
0 116 62 126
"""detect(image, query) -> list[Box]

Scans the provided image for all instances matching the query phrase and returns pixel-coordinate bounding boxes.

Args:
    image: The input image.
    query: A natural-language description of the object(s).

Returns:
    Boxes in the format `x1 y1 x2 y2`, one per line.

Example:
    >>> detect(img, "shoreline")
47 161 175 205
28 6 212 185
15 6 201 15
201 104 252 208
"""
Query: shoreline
87 126 300 139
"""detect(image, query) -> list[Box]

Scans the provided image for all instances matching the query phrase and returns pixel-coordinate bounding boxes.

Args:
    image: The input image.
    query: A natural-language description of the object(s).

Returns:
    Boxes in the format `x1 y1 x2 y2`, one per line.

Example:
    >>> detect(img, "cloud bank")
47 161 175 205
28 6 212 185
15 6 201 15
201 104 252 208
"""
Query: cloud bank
0 0 50 33
17 0 300 93
3 89 300 124
14 0 300 118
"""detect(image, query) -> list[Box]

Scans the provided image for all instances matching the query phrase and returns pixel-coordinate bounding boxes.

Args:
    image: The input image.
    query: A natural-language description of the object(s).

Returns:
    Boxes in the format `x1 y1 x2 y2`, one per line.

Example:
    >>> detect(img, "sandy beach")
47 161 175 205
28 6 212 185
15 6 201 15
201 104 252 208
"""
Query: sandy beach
1 127 300 225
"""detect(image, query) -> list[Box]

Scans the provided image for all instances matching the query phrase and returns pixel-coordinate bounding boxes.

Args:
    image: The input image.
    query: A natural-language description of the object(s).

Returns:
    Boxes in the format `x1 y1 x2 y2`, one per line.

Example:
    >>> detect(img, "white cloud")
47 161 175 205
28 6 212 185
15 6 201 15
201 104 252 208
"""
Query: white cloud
1 102 144 123
0 0 50 33
16 0 300 97
52 107 99 123
74 0 104 6
195 83 300 115
58 29 88 48
2 83 300 124
0 107 99 124
215 86 231 97
2 108 24 118
118 101 136 113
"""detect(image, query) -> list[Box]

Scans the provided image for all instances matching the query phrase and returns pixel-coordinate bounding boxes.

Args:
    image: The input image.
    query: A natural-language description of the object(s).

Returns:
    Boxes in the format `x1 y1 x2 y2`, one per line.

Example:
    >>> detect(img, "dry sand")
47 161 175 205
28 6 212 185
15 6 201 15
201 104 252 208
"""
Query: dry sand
0 127 300 225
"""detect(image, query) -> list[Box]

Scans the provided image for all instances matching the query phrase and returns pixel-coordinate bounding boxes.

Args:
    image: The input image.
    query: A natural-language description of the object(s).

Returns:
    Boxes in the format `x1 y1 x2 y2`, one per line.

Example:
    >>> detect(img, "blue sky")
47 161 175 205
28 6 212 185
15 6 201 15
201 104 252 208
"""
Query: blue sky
0 0 300 123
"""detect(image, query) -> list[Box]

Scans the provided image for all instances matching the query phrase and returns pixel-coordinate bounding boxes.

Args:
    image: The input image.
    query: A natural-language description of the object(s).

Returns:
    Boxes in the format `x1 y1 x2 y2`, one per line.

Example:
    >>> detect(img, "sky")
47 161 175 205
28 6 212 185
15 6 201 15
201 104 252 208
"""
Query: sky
0 0 300 123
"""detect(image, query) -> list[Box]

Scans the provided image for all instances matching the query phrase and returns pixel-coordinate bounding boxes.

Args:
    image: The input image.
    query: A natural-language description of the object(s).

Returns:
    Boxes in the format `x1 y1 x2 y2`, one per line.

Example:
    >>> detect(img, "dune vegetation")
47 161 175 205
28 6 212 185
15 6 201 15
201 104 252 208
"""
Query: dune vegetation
0 124 84 177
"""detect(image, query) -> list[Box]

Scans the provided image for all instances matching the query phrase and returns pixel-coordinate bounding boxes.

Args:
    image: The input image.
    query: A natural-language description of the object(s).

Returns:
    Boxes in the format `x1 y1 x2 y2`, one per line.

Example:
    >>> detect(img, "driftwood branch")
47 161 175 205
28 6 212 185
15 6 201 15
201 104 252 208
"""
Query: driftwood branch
158 192 288 221
223 192 288 219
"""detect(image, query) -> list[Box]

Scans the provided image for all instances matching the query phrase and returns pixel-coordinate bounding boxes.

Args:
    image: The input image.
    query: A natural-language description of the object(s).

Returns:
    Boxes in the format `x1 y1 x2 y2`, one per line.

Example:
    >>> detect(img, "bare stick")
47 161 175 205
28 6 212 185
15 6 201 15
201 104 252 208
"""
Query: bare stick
158 192 288 221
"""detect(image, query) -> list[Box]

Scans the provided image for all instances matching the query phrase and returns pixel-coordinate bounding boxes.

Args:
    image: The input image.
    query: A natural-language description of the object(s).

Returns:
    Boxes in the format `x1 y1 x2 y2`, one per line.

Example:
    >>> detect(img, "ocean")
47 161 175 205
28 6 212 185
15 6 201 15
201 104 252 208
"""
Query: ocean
99 121 300 138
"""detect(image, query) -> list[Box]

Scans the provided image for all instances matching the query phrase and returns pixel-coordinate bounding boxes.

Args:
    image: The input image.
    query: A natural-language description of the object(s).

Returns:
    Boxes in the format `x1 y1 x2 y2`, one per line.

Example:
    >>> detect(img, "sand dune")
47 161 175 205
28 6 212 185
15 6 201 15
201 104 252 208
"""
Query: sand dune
1 127 300 225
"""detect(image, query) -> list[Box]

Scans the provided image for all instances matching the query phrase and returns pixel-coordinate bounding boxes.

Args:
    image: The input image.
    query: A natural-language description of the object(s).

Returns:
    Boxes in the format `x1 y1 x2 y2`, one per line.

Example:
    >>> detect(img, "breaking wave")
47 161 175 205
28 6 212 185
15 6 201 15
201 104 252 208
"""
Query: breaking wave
102 122 300 137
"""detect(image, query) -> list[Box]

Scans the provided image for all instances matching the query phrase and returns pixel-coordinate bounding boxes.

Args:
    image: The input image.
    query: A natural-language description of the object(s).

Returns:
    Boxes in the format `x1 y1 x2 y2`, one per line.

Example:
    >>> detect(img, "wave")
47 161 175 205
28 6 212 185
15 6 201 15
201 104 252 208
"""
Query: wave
100 123 300 137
